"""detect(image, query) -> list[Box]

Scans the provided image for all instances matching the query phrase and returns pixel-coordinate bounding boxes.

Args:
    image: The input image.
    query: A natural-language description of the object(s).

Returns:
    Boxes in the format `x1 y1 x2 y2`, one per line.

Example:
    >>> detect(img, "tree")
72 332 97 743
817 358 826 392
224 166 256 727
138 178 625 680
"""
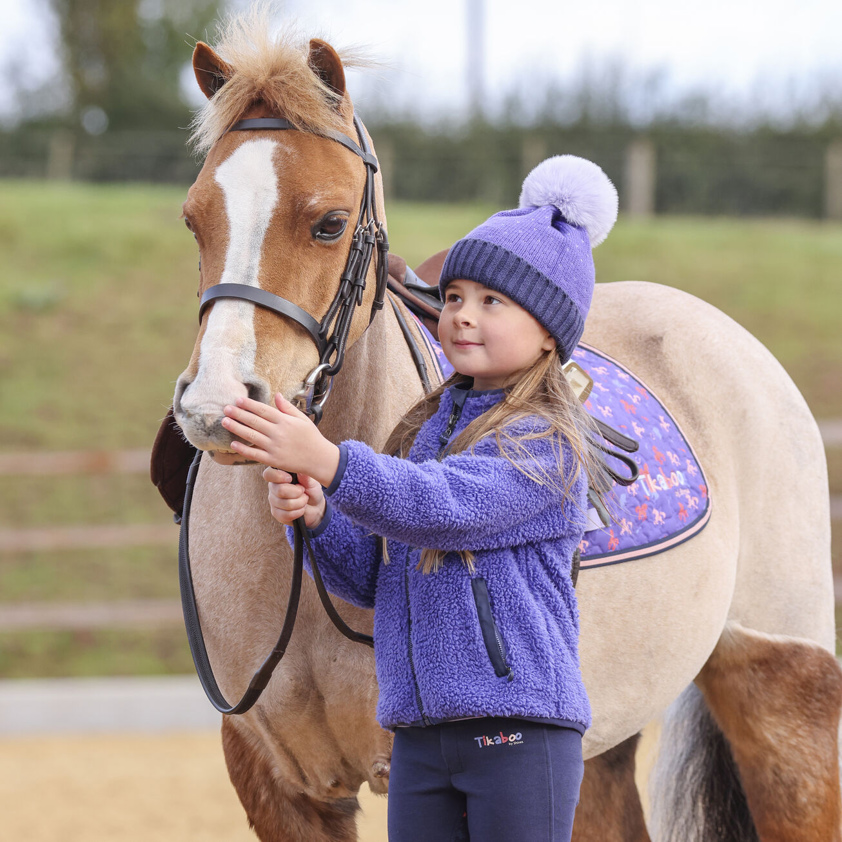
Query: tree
47 0 223 131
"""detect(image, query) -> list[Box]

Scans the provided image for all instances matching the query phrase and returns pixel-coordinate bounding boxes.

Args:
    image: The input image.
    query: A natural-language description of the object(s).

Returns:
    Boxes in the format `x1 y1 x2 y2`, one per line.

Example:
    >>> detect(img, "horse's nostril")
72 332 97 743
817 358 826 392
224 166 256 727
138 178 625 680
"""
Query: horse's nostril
246 381 271 404
173 377 191 415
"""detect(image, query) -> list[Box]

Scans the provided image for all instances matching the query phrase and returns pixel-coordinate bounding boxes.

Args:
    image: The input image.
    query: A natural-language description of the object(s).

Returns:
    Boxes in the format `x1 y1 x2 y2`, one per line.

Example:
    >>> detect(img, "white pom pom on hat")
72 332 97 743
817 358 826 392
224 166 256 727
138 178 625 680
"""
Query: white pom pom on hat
519 155 618 248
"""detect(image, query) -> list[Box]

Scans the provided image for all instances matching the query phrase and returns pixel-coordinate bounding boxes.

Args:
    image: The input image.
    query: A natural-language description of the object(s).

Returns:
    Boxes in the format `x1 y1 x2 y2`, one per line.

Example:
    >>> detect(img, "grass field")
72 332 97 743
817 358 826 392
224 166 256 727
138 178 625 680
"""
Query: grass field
2 180 841 452
1 179 841 677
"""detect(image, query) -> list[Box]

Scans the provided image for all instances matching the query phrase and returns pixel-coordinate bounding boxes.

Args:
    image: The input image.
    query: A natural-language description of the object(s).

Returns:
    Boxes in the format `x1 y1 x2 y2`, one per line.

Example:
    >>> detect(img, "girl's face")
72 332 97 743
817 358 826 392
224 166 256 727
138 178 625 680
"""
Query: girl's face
439 279 555 391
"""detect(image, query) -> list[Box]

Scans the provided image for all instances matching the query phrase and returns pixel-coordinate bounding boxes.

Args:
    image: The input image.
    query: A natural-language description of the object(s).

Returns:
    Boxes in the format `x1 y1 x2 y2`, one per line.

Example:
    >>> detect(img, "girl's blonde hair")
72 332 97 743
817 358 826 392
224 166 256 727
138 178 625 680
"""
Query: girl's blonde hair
382 347 608 574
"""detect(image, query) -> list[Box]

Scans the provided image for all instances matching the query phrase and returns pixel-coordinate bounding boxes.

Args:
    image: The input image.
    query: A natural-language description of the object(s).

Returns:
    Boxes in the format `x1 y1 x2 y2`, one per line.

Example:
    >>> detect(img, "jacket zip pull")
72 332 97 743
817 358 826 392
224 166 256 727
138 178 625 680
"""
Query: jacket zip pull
493 625 514 682
437 402 463 458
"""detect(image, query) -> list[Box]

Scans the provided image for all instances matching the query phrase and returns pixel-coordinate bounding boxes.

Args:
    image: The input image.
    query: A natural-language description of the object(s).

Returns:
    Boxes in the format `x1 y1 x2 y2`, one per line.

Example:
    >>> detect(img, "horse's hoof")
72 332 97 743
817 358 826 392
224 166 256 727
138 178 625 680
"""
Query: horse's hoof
371 759 390 778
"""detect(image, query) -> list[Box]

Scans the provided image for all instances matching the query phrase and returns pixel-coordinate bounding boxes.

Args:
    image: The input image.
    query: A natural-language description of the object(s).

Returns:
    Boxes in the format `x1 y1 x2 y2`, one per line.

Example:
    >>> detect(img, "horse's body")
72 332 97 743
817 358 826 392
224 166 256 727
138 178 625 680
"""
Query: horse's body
579 280 835 746
166 13 842 841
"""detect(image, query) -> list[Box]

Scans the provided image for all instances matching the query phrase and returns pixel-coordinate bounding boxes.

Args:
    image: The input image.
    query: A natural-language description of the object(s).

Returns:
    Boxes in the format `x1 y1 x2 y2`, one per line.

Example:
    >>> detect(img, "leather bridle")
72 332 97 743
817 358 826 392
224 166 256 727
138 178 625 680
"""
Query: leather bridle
198 114 389 423
180 114 387 715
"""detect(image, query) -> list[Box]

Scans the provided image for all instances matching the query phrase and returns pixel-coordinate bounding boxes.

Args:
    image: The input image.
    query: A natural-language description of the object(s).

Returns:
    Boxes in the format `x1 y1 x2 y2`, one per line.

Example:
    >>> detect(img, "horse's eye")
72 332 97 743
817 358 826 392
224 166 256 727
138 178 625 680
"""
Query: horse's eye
313 213 349 242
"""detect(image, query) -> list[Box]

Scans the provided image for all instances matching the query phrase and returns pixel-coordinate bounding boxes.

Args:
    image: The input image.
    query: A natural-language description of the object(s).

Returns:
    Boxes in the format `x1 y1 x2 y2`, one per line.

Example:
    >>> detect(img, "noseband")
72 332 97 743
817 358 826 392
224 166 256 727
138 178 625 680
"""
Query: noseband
198 114 389 423
181 114 385 715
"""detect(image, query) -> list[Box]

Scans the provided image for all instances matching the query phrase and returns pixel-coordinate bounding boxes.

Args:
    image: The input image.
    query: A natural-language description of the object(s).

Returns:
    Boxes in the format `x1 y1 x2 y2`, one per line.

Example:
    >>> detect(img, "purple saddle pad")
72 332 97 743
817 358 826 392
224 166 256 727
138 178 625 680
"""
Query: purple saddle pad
573 344 711 568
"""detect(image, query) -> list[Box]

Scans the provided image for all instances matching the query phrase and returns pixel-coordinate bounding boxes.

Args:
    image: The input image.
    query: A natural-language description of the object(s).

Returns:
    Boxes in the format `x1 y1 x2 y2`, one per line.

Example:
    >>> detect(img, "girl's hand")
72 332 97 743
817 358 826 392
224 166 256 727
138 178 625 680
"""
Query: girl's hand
263 468 326 529
221 394 340 487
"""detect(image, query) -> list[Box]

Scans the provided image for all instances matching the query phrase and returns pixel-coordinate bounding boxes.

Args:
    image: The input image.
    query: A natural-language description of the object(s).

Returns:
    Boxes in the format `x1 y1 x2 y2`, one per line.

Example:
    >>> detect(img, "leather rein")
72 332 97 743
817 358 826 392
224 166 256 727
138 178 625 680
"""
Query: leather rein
180 114 392 715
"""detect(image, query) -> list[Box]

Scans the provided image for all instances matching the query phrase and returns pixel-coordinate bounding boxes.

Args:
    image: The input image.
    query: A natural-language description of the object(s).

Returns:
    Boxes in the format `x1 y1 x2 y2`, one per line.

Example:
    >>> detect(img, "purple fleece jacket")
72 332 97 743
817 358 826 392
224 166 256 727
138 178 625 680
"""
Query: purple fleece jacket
292 384 591 733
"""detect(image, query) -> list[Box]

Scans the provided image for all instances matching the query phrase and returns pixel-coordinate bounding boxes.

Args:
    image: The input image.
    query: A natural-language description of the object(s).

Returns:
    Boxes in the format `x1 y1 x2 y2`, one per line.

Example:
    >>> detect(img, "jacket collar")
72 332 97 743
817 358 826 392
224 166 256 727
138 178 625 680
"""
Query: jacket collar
447 381 506 412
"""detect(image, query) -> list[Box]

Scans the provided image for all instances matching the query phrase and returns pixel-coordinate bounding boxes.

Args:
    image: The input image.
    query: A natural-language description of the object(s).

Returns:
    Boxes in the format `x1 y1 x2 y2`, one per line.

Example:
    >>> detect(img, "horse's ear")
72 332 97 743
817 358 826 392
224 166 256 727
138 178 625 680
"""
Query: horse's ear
193 42 232 100
308 39 346 104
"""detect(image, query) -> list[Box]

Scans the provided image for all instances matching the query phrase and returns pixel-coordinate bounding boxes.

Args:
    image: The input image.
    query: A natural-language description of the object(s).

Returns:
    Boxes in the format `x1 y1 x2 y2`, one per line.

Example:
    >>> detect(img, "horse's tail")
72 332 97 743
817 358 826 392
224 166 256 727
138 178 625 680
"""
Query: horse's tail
648 684 759 842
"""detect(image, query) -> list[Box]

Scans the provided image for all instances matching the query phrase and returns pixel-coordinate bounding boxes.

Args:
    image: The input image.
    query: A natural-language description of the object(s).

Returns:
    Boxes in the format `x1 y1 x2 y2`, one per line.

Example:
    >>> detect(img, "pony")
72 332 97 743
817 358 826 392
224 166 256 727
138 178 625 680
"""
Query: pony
163 10 842 841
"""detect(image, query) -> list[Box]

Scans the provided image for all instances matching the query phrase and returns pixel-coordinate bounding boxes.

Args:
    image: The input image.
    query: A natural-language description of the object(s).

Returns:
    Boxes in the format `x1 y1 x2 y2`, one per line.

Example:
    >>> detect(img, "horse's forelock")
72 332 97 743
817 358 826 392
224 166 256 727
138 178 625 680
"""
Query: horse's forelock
189 10 354 156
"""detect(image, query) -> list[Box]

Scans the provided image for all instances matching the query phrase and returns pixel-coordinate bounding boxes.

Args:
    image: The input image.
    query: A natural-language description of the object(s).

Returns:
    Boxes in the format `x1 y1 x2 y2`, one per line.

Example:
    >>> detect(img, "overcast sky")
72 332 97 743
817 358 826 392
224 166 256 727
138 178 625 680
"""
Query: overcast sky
2 0 841 123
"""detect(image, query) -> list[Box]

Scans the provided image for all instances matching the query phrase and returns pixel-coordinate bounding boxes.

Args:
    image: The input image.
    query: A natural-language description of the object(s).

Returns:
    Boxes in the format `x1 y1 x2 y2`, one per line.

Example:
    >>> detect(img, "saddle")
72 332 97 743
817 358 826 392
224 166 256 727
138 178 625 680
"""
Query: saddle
385 251 446 339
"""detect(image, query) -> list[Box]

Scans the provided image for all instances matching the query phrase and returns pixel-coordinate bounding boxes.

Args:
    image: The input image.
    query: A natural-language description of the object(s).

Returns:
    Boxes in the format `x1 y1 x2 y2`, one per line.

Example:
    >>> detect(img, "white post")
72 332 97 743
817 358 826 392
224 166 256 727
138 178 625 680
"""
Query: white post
47 130 74 181
825 140 842 220
521 135 547 181
466 0 485 119
624 137 656 218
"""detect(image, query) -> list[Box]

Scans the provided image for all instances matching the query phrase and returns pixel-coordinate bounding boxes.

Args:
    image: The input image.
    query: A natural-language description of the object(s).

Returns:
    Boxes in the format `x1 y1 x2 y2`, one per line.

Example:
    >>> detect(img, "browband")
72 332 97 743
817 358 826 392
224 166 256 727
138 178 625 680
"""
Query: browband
228 117 379 171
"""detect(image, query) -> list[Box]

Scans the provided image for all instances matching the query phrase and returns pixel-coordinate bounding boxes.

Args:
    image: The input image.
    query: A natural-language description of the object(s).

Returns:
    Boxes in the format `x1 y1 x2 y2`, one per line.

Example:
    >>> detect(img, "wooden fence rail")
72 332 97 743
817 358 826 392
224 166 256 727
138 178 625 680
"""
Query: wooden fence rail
0 448 150 476
0 430 840 632
1 418 840 478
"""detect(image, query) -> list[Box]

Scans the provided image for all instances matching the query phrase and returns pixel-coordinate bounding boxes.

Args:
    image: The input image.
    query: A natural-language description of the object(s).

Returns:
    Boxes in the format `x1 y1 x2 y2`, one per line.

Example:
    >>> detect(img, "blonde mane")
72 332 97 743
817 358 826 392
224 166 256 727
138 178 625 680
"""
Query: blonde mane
190 6 358 155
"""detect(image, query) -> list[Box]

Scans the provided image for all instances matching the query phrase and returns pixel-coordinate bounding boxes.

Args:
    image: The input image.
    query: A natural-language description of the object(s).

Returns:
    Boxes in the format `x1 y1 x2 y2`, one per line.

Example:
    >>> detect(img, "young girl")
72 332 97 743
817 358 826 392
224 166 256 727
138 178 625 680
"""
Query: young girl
221 155 618 842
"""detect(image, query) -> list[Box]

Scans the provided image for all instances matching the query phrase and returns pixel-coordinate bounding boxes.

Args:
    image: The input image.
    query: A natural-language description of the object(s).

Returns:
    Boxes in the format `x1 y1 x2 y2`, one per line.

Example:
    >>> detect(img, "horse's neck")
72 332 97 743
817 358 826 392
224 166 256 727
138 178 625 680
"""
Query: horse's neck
317 301 425 450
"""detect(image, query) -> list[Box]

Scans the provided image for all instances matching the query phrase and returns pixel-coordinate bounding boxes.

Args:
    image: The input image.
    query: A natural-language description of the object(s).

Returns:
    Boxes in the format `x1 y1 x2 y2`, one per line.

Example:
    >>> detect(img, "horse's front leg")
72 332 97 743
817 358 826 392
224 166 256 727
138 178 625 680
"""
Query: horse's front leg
222 716 361 842
697 622 842 842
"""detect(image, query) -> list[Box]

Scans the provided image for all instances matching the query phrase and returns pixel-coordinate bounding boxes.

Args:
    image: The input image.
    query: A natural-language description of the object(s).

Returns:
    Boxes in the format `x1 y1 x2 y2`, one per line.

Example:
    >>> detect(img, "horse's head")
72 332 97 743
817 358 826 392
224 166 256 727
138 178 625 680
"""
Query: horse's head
173 25 385 462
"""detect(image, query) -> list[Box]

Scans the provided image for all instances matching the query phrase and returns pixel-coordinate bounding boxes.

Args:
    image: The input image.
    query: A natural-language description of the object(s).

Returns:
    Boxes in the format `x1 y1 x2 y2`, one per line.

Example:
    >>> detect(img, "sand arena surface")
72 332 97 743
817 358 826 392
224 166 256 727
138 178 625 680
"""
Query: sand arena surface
0 731 389 842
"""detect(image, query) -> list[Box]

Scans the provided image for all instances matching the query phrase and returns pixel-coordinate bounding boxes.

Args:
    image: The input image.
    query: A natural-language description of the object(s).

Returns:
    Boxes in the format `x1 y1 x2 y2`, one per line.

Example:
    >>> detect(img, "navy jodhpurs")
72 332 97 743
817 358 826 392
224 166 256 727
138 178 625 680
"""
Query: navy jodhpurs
387 718 584 842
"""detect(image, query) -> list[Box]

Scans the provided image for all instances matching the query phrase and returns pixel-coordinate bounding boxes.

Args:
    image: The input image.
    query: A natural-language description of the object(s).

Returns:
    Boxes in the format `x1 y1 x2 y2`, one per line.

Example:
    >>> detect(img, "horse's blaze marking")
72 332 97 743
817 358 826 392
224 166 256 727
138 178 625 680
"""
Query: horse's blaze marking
191 139 280 410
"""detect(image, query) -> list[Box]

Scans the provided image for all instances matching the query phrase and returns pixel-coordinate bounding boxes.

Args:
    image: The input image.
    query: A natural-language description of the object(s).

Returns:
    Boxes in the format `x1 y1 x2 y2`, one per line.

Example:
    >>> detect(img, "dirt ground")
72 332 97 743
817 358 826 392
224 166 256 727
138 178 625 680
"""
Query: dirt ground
1 728 659 841
0 731 389 842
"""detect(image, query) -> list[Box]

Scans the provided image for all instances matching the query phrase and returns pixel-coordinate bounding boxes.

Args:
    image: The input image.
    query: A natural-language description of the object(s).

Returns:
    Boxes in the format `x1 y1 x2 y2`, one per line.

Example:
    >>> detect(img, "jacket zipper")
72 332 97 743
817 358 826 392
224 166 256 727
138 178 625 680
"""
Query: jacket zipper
491 623 513 682
405 395 463 725
470 577 514 681
405 562 431 725
437 401 463 459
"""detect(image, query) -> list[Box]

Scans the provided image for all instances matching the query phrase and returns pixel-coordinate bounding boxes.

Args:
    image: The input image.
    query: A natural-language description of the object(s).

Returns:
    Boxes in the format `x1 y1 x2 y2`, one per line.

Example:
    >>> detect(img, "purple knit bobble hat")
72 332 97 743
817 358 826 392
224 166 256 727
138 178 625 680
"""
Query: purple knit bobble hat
439 155 618 362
